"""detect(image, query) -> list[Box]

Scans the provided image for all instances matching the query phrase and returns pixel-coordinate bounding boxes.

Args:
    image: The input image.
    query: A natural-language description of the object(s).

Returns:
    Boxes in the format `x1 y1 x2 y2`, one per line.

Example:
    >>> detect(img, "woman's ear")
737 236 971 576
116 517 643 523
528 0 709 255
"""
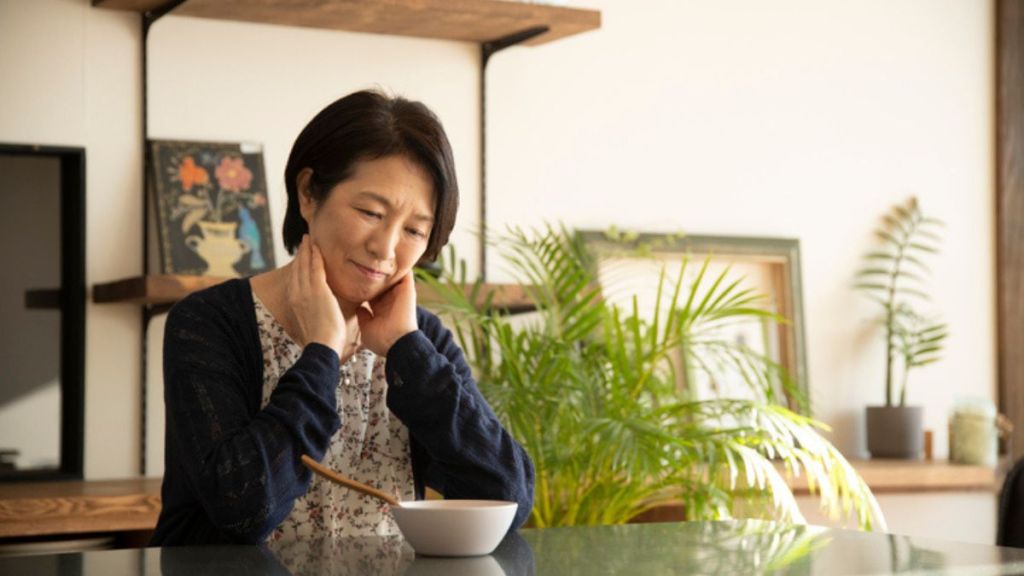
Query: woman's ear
296 167 316 223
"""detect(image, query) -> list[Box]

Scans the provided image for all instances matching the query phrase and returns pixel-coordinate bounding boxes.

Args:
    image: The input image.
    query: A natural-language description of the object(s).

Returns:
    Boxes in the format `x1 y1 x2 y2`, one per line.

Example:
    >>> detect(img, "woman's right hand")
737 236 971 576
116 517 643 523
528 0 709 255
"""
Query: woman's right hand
285 235 347 358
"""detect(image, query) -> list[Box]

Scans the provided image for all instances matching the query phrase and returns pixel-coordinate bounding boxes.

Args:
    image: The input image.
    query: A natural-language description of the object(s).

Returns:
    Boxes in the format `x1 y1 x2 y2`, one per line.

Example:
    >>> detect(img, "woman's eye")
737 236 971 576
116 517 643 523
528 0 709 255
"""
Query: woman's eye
406 228 427 239
358 208 383 220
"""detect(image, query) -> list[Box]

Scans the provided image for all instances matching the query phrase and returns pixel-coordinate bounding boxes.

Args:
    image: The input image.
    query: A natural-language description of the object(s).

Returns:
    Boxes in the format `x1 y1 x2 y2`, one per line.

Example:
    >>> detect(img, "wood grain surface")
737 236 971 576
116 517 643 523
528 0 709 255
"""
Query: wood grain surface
0 459 1000 539
92 274 536 312
783 459 1003 495
998 1 1024 462
93 0 601 46
0 478 162 538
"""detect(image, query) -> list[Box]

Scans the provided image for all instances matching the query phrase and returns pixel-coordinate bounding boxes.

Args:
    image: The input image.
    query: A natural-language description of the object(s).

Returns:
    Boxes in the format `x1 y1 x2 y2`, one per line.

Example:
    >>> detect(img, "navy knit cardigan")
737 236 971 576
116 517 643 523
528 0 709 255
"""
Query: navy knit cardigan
151 278 534 545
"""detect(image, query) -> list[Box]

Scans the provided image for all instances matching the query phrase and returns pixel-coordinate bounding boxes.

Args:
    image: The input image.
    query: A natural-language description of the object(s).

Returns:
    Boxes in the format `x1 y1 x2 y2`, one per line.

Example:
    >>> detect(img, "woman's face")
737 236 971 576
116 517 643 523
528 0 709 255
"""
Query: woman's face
300 155 435 307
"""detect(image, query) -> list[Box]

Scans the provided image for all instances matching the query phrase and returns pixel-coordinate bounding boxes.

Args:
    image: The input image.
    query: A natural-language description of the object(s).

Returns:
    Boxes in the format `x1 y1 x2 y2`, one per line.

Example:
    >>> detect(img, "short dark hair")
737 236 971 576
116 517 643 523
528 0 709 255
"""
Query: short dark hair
282 90 459 261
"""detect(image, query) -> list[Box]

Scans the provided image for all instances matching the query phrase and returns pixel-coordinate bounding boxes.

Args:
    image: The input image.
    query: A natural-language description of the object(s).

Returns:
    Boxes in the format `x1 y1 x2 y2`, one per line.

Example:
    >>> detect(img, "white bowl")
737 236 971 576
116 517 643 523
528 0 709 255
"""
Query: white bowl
402 554 505 576
390 500 518 557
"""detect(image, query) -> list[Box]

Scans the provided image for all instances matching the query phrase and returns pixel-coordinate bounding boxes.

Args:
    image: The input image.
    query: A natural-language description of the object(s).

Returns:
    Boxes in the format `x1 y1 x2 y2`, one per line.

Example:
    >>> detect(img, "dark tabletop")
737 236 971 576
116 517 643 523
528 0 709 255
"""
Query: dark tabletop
4 520 1024 575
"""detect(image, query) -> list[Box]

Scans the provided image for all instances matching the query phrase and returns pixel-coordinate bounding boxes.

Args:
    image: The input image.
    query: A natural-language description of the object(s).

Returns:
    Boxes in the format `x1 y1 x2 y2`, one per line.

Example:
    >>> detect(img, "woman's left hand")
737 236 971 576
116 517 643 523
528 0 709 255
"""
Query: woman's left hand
357 273 419 356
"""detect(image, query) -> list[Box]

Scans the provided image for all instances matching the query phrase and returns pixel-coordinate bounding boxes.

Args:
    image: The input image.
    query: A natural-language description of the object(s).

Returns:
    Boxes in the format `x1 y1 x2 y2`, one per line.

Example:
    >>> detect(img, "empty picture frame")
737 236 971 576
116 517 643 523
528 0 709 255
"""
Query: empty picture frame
578 230 809 413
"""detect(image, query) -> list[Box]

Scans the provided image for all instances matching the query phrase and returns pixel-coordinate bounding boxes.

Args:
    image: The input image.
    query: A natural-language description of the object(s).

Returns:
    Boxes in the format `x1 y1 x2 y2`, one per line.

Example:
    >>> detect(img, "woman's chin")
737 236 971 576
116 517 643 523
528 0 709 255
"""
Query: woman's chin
332 284 380 308
329 273 396 308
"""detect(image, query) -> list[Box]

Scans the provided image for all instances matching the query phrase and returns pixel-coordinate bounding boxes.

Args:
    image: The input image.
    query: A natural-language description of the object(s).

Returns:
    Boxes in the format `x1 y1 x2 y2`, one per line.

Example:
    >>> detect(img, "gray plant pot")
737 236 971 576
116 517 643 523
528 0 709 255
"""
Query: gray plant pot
865 405 924 459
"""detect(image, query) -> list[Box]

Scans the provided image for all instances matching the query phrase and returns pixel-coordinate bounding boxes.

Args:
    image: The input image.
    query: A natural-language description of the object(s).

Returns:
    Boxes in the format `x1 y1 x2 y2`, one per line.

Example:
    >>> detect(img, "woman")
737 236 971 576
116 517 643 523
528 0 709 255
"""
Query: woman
151 90 534 545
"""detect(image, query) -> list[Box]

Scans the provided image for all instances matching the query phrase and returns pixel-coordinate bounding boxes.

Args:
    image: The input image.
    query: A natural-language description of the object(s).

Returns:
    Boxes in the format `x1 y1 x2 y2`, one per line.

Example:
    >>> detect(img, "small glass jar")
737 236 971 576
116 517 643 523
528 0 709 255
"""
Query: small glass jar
949 398 998 467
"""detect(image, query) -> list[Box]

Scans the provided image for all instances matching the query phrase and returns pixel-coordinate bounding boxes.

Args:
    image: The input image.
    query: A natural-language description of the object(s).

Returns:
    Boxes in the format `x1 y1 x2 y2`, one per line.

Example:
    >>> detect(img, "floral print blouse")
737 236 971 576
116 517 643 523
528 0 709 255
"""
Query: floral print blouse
253 292 416 542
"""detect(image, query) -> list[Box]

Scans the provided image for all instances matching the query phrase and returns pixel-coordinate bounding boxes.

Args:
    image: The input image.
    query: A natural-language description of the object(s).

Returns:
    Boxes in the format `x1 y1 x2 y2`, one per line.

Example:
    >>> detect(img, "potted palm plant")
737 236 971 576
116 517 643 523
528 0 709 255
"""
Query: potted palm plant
420 225 884 529
855 197 948 459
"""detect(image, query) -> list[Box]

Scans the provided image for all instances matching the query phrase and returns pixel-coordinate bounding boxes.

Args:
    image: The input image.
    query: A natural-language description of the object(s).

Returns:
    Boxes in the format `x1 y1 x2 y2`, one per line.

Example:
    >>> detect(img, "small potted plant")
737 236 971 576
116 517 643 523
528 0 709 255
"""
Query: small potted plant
856 197 948 459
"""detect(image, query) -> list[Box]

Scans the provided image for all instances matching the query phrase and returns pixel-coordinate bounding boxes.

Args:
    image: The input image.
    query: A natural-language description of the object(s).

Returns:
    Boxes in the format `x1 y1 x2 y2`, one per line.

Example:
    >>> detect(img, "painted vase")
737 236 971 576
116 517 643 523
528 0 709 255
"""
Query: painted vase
185 220 251 277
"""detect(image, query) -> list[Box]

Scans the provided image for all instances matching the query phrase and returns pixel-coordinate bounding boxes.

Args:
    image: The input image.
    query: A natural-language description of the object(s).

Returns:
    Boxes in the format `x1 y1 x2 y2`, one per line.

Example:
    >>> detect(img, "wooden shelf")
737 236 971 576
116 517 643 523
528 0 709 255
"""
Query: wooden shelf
94 275 223 305
94 0 601 46
24 288 62 310
0 478 162 539
0 459 1001 539
634 459 1006 524
93 274 537 312
784 459 1004 495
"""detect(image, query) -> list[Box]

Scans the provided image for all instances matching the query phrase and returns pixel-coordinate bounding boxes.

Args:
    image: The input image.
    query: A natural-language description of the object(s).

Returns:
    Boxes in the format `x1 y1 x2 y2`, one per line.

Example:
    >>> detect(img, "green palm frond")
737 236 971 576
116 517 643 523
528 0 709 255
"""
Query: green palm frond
419 224 884 531
855 197 946 406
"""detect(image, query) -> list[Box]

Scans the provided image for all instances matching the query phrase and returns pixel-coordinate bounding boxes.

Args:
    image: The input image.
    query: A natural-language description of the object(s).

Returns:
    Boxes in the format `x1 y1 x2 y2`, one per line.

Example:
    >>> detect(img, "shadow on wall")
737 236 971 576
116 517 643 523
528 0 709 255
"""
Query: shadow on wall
0 155 61 406
0 155 64 469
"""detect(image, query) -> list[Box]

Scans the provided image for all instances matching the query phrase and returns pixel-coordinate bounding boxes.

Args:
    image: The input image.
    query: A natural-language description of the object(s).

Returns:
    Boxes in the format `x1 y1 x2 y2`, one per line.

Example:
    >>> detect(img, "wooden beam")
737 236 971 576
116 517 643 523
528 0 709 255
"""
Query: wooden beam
998 0 1024 462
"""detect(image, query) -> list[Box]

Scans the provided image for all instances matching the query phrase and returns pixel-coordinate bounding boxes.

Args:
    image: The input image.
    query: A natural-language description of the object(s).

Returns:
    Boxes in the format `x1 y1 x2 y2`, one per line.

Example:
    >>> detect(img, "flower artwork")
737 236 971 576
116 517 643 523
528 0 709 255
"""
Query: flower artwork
150 140 276 277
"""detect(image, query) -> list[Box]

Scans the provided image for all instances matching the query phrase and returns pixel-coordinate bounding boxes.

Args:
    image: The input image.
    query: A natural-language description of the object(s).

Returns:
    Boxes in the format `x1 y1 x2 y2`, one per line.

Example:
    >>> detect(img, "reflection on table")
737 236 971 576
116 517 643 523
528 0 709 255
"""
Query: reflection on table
3 520 1024 575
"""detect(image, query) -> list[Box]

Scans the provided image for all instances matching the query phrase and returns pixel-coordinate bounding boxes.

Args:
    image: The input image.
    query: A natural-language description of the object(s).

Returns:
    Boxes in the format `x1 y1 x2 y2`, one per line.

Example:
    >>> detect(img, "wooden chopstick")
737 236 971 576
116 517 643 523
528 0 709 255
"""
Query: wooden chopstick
300 454 401 507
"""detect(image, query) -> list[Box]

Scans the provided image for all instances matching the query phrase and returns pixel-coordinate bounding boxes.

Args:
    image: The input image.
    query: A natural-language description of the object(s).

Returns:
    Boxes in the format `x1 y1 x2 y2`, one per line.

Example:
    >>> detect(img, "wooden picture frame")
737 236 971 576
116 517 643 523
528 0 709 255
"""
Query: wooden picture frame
578 230 809 412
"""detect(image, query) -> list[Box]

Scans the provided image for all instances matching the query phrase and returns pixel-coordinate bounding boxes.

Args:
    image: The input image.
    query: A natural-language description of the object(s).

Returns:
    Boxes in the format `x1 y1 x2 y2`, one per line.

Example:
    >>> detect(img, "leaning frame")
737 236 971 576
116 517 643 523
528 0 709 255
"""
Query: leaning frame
577 230 809 414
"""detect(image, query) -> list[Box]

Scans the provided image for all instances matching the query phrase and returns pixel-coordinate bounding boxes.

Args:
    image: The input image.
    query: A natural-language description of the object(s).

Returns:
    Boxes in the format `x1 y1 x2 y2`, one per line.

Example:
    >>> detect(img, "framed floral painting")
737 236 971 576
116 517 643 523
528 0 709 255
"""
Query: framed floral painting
150 140 275 277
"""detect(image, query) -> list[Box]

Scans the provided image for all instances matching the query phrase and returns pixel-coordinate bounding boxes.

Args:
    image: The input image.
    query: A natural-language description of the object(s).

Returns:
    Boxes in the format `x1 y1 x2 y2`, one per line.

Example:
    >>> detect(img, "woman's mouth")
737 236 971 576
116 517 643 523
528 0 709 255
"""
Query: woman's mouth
352 261 388 281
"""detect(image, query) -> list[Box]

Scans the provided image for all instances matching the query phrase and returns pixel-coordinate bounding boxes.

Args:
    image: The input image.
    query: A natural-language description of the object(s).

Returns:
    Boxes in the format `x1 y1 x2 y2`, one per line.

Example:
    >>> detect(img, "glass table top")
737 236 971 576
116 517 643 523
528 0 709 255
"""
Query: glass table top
3 520 1024 575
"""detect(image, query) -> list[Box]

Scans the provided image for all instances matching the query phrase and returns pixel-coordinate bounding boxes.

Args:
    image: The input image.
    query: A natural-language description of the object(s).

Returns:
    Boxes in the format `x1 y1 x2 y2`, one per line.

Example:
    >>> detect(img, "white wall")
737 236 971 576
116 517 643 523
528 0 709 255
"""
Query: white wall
0 0 143 478
797 492 997 546
144 15 482 272
0 0 998 541
487 0 995 461
0 0 479 478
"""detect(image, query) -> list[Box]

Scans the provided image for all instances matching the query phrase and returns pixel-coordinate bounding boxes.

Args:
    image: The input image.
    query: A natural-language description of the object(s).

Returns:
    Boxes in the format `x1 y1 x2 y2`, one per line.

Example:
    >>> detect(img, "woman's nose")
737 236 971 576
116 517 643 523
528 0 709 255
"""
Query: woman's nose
366 225 399 260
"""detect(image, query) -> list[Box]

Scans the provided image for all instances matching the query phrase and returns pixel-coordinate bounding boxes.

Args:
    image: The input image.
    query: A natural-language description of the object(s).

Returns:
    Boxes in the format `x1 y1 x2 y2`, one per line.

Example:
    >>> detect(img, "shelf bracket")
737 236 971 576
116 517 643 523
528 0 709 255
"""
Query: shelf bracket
141 0 187 272
478 26 549 281
138 0 187 476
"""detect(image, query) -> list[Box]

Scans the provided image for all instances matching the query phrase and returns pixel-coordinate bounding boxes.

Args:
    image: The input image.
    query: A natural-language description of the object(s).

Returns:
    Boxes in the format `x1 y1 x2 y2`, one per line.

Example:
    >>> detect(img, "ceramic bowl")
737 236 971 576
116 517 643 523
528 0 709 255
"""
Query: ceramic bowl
401 554 505 576
390 500 518 557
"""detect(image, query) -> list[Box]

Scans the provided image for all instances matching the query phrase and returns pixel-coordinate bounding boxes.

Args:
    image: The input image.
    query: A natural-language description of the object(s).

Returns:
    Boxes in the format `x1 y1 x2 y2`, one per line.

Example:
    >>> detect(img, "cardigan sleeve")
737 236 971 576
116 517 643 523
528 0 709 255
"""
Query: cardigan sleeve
160 293 341 543
384 308 535 529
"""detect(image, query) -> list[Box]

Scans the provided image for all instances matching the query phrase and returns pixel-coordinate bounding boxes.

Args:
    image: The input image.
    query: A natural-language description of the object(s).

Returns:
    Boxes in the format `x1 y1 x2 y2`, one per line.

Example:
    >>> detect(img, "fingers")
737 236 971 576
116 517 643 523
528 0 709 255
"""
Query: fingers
393 273 417 307
291 235 347 356
355 306 373 327
398 272 415 292
358 272 418 356
286 236 303 304
372 272 414 307
309 239 327 285
296 234 311 296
